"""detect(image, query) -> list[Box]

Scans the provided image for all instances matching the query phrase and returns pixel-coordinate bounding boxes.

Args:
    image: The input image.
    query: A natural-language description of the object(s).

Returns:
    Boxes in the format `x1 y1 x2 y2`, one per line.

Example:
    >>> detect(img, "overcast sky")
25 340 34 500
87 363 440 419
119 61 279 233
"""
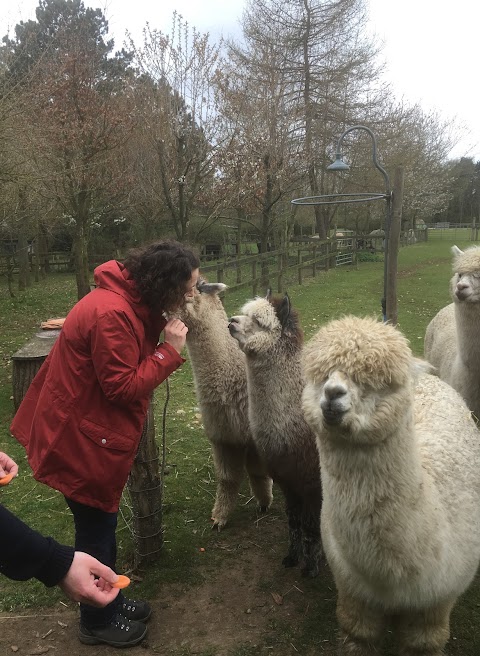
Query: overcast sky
2 0 479 161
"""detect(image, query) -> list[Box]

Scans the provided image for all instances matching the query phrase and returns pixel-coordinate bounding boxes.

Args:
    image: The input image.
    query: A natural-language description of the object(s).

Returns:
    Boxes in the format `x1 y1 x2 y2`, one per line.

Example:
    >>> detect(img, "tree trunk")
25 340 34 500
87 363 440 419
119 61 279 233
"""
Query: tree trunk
17 229 30 292
73 220 91 299
12 358 45 410
12 333 59 410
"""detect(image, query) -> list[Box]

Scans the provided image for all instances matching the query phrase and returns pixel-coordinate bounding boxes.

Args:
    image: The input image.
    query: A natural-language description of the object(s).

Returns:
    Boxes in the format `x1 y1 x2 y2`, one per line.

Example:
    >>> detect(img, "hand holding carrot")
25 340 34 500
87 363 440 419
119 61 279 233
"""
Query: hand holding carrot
0 452 18 483
58 552 121 607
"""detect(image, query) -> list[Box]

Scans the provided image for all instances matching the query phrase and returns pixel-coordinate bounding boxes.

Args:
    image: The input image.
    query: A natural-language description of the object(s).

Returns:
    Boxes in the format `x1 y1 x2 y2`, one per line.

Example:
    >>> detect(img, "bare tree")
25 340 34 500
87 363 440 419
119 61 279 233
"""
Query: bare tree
238 0 383 238
130 14 224 242
217 19 304 255
2 0 136 299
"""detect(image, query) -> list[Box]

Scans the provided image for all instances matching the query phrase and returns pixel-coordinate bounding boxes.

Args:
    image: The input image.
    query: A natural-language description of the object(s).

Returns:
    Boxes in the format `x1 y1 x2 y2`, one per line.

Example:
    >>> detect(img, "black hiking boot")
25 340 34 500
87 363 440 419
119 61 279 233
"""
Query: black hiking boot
79 613 147 647
119 598 152 622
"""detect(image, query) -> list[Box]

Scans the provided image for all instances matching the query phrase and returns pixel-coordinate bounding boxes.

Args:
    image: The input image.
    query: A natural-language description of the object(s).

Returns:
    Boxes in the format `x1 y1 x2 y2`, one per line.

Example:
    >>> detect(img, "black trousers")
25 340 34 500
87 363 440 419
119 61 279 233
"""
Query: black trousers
65 497 125 628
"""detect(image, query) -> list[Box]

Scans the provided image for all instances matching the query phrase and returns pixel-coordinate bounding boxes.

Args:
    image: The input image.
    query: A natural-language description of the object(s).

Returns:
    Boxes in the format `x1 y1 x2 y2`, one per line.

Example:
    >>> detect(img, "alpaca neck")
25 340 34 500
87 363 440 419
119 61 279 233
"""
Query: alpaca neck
248 342 304 408
186 312 243 381
455 302 480 363
322 400 429 538
246 342 305 443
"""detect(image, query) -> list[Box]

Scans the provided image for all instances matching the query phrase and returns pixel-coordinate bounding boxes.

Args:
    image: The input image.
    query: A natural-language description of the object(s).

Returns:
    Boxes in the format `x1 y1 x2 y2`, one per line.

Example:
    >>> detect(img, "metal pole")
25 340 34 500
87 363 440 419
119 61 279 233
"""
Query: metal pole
386 167 404 325
332 125 392 320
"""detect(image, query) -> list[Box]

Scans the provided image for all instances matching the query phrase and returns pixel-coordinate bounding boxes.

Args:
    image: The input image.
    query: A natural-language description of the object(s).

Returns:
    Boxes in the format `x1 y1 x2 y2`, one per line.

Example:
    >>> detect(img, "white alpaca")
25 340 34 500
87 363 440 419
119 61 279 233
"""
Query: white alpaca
176 279 272 529
425 244 480 420
229 293 323 577
302 316 480 655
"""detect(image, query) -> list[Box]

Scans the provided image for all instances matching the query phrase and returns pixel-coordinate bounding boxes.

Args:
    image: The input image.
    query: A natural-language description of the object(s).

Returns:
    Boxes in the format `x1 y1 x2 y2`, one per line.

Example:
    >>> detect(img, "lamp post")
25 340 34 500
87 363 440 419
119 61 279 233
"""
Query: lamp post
327 125 392 321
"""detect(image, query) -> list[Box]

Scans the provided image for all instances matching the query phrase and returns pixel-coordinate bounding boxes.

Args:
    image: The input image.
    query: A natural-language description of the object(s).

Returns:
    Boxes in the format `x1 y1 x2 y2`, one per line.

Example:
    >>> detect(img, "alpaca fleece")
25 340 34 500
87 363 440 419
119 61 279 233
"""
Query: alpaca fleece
302 316 480 655
425 244 480 420
175 281 272 529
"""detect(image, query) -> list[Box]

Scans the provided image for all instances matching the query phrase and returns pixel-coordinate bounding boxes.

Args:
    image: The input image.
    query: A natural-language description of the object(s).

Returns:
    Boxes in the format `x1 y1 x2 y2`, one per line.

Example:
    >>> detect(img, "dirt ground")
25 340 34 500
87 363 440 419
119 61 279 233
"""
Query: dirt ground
1 514 477 656
0 521 338 656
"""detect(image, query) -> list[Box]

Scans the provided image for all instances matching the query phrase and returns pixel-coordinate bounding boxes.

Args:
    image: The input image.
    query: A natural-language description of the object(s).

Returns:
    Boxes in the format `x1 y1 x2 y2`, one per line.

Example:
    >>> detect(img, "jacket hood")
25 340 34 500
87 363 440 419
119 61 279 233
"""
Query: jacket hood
94 260 149 322
93 260 167 341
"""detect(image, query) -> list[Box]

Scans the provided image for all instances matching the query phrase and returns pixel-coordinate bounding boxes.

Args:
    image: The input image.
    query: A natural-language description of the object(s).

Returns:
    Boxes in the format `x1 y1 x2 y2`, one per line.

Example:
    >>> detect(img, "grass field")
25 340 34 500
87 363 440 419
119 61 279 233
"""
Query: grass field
0 234 478 655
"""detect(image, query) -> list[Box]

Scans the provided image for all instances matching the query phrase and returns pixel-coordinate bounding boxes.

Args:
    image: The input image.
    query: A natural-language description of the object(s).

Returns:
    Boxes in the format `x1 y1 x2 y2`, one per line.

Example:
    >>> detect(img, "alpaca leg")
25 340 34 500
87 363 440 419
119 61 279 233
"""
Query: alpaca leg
282 492 302 568
245 442 273 511
210 442 245 530
393 601 454 656
336 591 384 655
299 490 323 578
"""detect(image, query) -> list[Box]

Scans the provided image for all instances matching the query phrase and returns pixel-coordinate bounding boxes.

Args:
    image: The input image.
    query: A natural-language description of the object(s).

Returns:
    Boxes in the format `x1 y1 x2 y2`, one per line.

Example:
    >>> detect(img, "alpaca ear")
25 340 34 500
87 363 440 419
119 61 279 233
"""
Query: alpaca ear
265 288 272 300
198 281 228 295
451 245 464 258
277 293 291 329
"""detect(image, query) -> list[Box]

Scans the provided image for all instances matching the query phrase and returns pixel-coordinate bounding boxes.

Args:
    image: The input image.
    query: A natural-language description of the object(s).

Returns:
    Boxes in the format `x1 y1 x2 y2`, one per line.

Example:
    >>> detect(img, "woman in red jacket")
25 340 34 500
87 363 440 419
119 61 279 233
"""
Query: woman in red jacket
11 240 200 648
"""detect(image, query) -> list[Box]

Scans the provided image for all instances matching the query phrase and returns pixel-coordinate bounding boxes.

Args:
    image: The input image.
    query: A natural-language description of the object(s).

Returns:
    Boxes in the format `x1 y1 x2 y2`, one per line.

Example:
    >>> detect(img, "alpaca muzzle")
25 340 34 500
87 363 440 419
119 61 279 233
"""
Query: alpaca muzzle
321 375 349 424
321 402 347 425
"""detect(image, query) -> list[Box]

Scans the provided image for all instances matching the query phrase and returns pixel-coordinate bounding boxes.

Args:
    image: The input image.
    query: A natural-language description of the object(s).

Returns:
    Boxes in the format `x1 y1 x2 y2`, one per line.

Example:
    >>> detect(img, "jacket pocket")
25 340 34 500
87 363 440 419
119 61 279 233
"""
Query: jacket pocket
79 418 134 452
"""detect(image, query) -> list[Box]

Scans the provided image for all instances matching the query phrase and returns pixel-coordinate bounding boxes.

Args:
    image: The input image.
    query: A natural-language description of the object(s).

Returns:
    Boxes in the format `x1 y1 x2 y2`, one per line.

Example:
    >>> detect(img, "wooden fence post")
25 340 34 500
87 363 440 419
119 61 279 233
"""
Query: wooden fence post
277 251 283 292
126 398 163 567
236 252 242 284
252 261 258 296
297 249 303 285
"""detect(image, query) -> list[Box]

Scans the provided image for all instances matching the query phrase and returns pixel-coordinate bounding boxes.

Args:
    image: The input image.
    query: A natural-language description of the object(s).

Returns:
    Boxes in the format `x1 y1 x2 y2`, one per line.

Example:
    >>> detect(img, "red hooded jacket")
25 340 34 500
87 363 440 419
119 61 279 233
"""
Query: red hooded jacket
10 261 184 512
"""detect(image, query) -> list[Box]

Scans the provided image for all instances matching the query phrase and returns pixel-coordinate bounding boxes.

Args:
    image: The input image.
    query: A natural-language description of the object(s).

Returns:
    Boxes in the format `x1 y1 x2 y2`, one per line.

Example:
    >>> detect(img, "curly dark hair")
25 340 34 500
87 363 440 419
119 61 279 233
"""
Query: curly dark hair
123 240 200 311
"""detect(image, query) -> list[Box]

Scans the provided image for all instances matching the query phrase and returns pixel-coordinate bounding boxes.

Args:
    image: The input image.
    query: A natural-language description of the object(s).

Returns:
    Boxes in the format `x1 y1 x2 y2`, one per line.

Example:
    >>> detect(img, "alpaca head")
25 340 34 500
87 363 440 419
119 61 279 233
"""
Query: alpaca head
175 277 227 330
302 316 414 444
228 291 302 354
450 245 480 304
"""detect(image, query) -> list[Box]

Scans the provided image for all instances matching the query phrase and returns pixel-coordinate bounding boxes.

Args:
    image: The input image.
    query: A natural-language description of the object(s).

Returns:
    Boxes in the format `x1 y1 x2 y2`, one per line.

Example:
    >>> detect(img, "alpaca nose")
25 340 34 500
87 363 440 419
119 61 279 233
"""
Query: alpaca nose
228 316 239 335
321 374 349 424
324 380 347 402
455 280 471 300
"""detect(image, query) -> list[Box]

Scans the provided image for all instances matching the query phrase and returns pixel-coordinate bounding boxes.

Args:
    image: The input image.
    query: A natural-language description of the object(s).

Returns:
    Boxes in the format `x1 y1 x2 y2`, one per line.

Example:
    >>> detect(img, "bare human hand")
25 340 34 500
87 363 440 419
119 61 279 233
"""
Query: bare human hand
58 552 120 608
0 452 19 479
164 318 188 354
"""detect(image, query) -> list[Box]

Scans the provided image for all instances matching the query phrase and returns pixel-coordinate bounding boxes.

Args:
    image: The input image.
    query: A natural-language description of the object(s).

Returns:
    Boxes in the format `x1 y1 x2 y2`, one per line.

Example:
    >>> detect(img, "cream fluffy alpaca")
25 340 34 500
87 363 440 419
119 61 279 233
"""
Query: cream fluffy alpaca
176 280 272 529
302 316 480 656
425 244 480 420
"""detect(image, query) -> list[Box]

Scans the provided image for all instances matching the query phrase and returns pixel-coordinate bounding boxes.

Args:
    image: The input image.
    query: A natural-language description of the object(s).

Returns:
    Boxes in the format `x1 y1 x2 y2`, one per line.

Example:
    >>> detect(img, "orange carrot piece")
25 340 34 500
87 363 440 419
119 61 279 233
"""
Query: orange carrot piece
0 472 14 486
111 575 131 589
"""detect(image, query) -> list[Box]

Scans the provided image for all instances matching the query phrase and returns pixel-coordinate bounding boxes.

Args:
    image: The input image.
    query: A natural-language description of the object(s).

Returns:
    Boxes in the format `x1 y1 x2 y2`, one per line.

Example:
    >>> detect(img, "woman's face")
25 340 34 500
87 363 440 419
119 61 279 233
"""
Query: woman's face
183 268 200 302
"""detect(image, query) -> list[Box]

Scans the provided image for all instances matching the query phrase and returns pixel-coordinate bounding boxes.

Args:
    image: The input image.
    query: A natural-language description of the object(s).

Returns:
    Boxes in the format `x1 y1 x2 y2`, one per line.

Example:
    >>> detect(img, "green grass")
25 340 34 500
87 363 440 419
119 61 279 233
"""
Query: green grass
0 234 479 654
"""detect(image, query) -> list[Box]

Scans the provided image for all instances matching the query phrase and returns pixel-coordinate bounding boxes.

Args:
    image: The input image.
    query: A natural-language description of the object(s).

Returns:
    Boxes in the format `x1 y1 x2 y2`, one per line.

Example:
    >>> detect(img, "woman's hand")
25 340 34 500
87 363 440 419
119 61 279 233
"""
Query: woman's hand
0 452 19 479
164 318 188 354
58 552 121 608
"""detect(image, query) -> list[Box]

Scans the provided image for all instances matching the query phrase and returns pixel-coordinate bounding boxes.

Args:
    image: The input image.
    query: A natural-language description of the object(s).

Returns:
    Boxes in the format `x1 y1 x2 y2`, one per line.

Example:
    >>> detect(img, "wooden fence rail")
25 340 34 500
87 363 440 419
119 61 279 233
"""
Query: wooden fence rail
1 230 426 289
199 238 352 294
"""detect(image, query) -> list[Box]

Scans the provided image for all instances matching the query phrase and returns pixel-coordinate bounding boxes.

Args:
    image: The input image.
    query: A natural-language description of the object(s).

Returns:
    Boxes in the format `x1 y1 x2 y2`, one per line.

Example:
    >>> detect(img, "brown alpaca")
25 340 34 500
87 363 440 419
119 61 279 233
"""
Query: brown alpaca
229 293 322 577
176 280 273 529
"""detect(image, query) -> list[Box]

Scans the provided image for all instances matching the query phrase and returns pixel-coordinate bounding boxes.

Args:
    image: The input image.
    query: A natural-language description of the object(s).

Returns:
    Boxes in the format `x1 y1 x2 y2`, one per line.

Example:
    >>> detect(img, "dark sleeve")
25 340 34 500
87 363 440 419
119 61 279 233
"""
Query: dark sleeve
0 503 74 587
